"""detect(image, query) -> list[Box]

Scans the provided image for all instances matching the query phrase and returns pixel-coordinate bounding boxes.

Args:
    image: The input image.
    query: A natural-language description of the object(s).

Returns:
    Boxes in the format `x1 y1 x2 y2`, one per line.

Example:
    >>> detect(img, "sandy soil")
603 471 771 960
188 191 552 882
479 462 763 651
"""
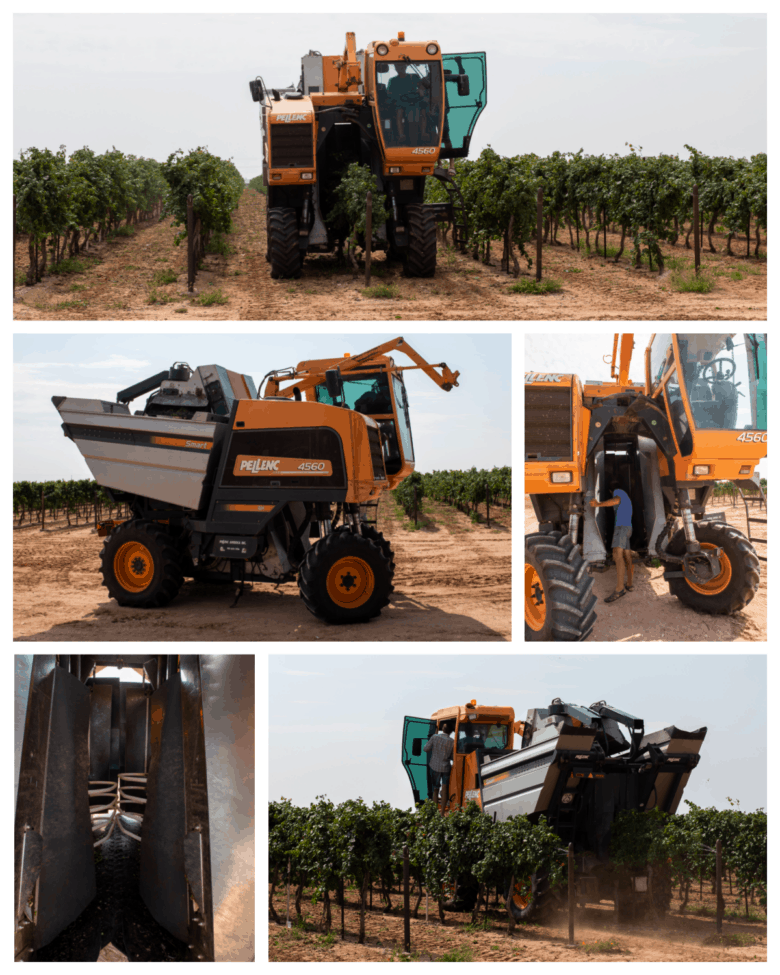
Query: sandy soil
269 883 767 962
524 497 766 642
13 495 510 642
13 191 766 321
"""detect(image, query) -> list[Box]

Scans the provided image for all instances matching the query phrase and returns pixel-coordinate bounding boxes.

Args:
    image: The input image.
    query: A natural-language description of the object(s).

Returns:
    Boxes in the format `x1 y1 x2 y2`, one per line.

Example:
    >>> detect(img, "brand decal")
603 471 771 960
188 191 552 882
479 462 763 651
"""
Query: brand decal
233 455 333 476
736 432 767 443
525 372 564 383
150 435 211 450
411 147 436 155
276 113 309 123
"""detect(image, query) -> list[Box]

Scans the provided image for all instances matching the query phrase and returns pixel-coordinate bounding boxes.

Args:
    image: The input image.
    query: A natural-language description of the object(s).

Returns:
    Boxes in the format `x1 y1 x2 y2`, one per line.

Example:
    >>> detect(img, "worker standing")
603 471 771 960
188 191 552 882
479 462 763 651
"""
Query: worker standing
590 483 634 603
424 721 454 814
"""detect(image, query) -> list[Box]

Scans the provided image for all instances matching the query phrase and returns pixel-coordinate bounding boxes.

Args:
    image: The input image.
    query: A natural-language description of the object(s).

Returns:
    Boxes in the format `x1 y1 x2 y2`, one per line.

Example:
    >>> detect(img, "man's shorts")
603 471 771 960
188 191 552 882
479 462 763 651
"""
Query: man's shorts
432 769 451 793
612 525 632 550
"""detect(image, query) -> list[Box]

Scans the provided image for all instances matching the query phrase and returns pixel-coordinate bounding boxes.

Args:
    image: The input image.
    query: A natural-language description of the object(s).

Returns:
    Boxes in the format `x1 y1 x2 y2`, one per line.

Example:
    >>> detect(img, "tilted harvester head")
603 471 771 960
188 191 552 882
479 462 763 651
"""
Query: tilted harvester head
52 338 459 624
525 333 767 640
249 31 487 278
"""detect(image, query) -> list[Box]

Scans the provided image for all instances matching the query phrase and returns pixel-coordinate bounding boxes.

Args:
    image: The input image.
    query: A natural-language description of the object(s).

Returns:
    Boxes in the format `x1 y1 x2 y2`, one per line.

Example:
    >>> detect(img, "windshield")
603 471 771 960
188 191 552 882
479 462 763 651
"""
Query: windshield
457 721 508 753
314 371 393 414
392 373 414 464
375 60 442 148
677 334 767 431
649 333 674 388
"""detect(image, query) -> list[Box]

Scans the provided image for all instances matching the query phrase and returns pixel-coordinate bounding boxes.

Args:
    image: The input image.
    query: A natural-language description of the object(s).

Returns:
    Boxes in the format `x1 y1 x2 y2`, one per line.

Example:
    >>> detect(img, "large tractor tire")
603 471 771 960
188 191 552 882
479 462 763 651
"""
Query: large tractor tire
525 531 597 641
101 520 185 608
506 873 560 924
298 530 393 624
403 205 437 278
359 524 395 578
267 207 302 279
662 521 760 614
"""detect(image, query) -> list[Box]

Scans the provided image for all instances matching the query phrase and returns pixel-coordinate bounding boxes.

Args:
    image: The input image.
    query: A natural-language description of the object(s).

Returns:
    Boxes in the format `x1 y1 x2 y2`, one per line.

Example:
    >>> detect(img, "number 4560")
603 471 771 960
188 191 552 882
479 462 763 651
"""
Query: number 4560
736 432 767 443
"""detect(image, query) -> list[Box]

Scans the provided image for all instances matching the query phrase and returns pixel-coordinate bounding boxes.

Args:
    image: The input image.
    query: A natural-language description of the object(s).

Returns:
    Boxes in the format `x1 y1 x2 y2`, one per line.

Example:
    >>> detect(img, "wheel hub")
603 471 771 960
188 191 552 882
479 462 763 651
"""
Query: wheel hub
113 541 154 593
684 542 732 595
525 563 546 631
326 556 375 609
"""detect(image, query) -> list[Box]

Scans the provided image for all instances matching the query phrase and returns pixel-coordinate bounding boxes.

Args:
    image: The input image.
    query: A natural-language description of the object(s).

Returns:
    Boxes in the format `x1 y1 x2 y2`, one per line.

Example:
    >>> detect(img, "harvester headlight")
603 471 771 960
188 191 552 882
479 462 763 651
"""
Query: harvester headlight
551 471 573 483
692 465 711 475
426 43 439 55
376 44 389 56
739 465 752 474
300 172 313 180
389 166 401 173
271 174 282 180
561 792 575 804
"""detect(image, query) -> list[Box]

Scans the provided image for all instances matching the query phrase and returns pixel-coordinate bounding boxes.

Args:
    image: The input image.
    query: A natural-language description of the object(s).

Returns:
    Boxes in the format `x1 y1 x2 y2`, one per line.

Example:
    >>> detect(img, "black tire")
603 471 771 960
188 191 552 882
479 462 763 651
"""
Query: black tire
403 205 437 278
662 521 760 614
298 530 393 624
506 873 560 924
525 531 597 641
267 207 302 279
359 524 395 578
101 520 184 608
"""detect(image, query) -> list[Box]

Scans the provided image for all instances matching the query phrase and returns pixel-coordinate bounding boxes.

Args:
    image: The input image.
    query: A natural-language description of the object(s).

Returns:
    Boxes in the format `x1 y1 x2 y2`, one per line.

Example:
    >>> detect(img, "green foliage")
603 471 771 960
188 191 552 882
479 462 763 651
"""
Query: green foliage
247 175 267 195
151 268 178 286
671 267 715 293
326 163 391 249
394 467 511 519
362 283 399 299
509 278 562 294
194 286 229 306
160 147 244 244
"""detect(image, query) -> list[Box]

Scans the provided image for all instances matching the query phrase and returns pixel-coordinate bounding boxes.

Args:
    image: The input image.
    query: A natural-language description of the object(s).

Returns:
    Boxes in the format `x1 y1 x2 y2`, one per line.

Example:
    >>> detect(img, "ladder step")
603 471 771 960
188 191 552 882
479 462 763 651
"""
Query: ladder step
748 518 767 524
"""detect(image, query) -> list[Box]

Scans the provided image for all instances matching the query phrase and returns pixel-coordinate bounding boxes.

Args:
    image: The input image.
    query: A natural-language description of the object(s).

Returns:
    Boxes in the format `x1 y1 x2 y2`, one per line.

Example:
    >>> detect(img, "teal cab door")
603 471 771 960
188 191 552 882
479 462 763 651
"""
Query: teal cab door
401 716 436 806
441 53 487 158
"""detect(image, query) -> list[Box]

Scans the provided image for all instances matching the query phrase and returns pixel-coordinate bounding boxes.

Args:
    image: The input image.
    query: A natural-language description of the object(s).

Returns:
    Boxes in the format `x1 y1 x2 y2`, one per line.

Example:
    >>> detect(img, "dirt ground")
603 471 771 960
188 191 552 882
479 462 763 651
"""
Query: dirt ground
524 496 766 642
13 190 766 321
13 494 510 642
269 883 767 962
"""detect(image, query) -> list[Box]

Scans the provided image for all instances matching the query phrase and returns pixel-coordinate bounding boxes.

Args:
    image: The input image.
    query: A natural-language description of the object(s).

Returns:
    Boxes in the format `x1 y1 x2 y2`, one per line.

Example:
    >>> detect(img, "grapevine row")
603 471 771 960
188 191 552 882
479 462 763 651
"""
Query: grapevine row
426 147 767 272
13 478 126 528
394 466 511 518
13 145 243 285
269 797 766 931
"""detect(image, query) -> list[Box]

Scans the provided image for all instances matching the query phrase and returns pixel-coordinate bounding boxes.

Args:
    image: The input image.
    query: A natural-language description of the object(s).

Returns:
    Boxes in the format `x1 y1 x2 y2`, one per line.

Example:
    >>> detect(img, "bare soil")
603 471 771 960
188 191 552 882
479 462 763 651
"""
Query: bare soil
268 883 767 962
13 191 766 321
13 494 510 642
524 496 766 642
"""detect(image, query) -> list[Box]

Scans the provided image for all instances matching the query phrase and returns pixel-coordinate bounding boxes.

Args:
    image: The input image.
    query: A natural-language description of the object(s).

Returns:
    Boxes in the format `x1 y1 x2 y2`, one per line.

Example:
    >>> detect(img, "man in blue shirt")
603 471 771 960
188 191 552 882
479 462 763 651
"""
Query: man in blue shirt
590 482 634 602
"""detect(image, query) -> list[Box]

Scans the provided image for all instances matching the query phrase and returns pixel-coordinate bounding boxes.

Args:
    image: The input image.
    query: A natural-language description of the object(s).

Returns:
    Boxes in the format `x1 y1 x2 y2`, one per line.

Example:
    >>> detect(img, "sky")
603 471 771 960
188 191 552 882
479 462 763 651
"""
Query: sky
14 12 766 177
525 331 766 479
13 332 510 482
269 653 767 813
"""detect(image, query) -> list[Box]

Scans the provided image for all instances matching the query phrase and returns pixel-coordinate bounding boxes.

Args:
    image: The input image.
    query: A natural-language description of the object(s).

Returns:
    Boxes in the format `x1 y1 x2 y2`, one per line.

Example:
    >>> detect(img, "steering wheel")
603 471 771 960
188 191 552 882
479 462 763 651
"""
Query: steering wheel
701 358 736 383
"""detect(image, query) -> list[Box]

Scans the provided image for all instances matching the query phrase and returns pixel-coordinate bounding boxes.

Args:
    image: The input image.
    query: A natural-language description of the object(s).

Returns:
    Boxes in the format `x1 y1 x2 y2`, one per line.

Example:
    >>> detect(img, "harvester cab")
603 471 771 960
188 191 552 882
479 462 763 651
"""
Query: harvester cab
249 32 486 279
402 698 707 921
525 333 767 641
52 338 458 624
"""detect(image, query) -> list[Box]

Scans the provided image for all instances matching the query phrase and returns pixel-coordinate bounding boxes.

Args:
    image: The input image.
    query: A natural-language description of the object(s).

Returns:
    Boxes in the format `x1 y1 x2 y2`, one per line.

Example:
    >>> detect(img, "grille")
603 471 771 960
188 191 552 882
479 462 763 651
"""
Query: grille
270 123 314 169
367 427 387 481
525 384 572 461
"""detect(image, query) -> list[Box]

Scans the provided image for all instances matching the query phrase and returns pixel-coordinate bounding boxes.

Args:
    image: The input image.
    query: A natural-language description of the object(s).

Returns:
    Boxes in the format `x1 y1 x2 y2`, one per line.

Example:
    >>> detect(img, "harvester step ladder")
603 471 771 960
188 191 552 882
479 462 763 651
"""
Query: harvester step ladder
360 500 380 526
737 485 767 562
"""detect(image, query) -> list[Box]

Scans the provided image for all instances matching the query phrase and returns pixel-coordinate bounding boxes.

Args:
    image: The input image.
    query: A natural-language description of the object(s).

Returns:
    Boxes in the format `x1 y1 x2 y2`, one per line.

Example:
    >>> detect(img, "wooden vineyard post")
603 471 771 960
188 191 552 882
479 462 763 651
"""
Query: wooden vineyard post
365 191 372 286
187 194 195 292
413 484 418 526
603 207 607 259
286 858 292 928
505 875 516 937
94 487 98 530
692 184 700 275
40 487 46 532
567 842 575 944
716 839 723 934
341 877 345 939
403 845 411 953
486 483 490 528
536 186 543 281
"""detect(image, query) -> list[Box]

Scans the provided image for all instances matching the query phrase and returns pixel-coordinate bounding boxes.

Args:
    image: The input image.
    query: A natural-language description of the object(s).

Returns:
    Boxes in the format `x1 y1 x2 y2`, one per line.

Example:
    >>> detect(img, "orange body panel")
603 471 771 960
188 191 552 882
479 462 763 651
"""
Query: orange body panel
525 376 589 495
267 97 317 185
232 399 385 503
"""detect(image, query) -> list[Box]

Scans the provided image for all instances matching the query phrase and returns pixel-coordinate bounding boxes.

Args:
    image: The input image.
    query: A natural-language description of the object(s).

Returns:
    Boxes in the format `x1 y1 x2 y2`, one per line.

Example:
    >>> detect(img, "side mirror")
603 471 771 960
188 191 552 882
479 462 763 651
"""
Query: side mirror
325 369 343 403
249 79 264 102
376 61 389 74
412 739 422 757
457 74 470 97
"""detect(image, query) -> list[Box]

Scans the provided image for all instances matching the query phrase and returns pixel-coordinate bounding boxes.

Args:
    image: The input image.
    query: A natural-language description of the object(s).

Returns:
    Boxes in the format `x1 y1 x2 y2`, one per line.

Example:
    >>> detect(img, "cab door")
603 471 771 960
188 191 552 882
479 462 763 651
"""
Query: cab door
441 53 487 158
401 716 436 806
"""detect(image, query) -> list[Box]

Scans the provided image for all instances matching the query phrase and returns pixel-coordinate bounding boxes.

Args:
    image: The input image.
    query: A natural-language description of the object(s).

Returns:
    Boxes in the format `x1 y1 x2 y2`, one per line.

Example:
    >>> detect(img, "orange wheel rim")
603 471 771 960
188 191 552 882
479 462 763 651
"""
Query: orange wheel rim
686 542 732 595
326 556 375 609
113 541 154 593
513 879 531 910
525 563 546 630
